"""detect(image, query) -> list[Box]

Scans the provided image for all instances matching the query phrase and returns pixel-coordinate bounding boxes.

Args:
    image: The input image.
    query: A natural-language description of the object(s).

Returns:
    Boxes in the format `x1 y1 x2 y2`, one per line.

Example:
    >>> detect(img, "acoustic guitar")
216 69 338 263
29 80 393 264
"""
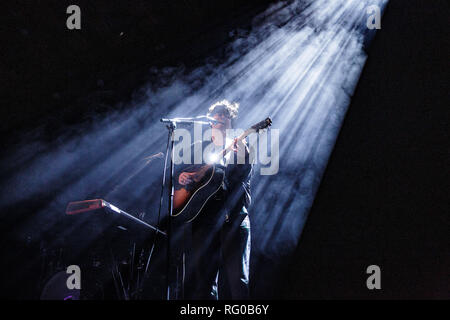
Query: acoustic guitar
172 117 272 223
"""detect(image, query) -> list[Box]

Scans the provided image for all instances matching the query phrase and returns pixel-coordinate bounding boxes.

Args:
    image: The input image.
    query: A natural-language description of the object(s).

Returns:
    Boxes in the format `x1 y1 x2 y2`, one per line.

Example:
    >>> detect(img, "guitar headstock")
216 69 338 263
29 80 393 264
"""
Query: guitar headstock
251 117 272 133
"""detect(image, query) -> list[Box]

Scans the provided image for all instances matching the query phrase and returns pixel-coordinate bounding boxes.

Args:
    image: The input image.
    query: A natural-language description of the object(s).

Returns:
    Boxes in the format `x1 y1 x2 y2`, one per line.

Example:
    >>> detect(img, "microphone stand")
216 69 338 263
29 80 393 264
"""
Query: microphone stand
159 116 215 300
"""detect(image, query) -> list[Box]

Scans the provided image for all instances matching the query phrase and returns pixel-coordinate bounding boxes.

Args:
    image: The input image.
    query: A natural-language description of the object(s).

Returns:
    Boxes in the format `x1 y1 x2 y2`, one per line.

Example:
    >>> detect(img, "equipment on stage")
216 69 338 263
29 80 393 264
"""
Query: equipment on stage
65 199 166 236
172 117 272 223
63 199 166 300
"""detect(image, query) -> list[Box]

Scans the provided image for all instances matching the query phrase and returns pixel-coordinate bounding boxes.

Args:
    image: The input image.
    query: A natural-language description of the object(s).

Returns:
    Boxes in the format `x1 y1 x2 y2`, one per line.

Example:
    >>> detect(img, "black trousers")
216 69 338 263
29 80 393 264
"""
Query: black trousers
184 208 251 300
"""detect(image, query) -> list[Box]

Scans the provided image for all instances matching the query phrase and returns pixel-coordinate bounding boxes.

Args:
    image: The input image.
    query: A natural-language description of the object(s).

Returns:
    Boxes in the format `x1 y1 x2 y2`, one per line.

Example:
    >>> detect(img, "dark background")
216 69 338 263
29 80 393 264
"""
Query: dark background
1 0 448 299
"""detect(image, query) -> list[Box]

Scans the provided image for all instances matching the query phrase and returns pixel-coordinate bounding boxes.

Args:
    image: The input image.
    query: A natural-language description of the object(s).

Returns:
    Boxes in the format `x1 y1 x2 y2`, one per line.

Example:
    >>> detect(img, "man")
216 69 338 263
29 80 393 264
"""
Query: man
176 100 253 299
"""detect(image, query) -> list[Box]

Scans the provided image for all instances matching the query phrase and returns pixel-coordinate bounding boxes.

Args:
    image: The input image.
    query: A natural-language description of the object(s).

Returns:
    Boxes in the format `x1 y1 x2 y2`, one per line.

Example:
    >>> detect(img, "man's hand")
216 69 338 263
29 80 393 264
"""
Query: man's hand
178 172 196 185
232 138 248 152
233 138 250 163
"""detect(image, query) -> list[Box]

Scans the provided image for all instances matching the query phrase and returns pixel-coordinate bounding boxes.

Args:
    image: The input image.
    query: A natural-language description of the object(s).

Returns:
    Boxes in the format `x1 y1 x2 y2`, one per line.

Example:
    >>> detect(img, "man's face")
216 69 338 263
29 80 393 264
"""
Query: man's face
211 109 232 131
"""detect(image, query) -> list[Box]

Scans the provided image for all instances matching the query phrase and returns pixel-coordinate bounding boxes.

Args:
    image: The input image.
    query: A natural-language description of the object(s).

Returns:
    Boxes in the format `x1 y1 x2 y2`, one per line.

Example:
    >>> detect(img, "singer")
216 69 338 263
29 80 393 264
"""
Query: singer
177 100 253 299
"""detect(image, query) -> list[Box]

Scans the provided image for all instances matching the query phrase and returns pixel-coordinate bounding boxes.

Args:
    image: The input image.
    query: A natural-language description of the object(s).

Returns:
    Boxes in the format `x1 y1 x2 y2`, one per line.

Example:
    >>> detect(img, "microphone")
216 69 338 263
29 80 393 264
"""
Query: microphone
196 115 225 124
160 115 224 125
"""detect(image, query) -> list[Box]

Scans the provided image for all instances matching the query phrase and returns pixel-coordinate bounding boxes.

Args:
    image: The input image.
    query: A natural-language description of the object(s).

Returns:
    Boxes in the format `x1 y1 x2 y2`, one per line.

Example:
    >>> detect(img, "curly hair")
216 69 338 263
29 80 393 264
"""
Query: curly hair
207 99 239 119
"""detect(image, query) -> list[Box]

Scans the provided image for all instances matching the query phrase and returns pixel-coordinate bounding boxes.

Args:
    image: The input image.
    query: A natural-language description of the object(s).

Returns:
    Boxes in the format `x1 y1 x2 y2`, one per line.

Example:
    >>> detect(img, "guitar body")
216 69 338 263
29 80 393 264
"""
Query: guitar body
172 164 225 224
